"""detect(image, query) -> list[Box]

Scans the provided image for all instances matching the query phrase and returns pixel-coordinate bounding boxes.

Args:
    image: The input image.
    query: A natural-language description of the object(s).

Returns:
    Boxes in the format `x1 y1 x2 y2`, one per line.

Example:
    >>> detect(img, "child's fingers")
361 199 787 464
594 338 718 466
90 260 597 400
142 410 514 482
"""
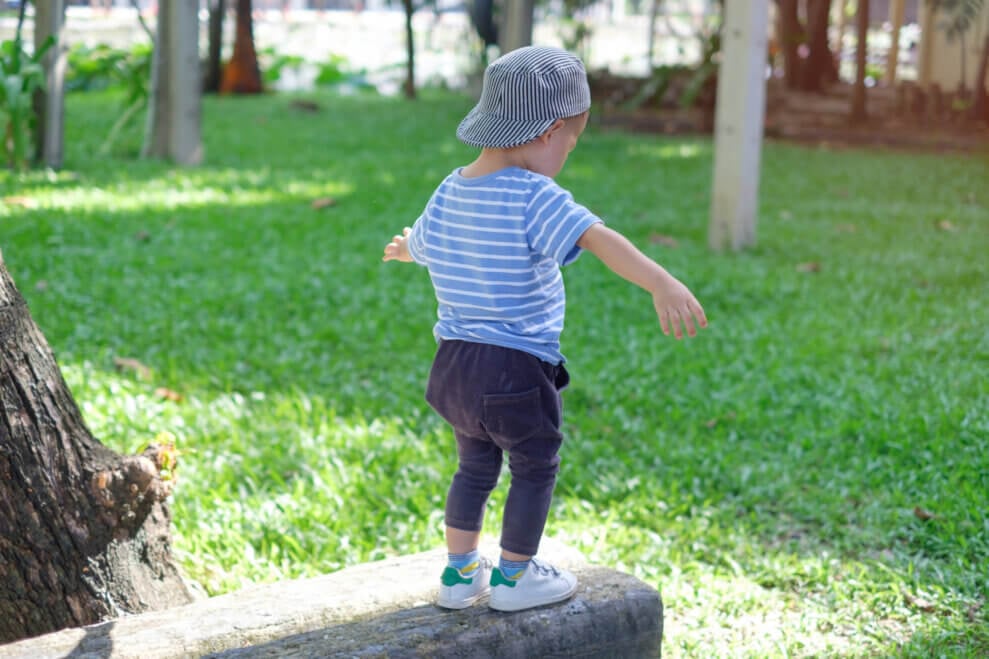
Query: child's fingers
690 299 708 328
657 308 671 337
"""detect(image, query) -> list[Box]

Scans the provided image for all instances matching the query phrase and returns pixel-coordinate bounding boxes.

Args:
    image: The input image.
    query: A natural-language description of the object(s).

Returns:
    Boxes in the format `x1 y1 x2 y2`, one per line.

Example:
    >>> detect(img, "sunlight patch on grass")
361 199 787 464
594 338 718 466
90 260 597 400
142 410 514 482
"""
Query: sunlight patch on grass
1 169 354 215
625 141 708 160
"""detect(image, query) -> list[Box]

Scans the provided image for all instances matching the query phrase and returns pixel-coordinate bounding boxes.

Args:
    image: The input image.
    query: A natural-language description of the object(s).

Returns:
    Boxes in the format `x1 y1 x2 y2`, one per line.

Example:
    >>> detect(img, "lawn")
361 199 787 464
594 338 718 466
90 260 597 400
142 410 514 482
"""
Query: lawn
2 89 987 657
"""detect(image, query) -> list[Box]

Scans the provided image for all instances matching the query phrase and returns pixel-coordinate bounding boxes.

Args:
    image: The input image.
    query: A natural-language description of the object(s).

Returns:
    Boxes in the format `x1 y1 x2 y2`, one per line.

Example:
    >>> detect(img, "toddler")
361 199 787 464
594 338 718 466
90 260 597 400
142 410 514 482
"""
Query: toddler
383 45 706 612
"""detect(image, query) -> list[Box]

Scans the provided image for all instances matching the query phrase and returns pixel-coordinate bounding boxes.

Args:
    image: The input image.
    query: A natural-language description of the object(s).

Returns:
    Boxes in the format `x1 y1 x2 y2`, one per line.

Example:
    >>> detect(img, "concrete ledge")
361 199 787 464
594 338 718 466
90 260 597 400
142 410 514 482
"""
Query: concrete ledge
0 539 663 658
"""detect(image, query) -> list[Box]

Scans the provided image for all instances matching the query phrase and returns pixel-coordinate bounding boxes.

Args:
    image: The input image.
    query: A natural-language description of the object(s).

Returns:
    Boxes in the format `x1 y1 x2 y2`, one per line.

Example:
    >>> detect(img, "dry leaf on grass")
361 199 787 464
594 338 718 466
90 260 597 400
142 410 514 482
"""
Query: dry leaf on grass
835 223 857 233
648 233 679 248
904 593 937 613
913 506 937 521
936 220 958 232
311 197 338 210
113 357 152 381
3 196 38 209
796 262 822 273
155 387 184 403
704 411 737 428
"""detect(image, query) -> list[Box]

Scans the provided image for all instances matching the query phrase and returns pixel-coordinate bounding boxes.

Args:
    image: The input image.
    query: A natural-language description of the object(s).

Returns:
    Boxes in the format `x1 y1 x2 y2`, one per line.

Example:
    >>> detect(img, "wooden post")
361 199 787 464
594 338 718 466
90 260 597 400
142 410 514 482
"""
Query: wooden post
885 0 905 85
918 1 936 89
33 0 67 169
850 0 869 122
708 0 769 252
500 0 534 53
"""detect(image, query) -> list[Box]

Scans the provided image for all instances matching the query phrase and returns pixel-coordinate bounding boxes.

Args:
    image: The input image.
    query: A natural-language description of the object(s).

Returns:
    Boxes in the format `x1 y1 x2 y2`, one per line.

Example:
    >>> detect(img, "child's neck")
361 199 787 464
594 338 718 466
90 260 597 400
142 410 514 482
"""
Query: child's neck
461 148 531 178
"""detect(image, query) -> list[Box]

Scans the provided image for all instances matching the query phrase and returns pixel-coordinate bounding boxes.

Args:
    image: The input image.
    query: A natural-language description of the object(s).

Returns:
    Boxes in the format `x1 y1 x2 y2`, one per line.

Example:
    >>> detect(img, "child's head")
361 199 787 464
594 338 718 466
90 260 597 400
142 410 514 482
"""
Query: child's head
457 46 591 152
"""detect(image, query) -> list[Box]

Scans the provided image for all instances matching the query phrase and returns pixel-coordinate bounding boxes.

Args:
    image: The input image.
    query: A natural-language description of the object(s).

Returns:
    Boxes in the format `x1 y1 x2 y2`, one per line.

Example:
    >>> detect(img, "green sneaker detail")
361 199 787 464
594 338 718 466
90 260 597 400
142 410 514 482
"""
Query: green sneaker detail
441 566 475 587
490 568 518 588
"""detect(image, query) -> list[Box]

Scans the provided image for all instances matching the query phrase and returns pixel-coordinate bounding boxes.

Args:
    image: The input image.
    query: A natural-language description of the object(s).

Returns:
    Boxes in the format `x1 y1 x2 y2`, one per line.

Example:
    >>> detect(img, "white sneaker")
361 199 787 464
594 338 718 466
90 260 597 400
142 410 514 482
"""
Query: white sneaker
437 557 492 609
488 558 578 612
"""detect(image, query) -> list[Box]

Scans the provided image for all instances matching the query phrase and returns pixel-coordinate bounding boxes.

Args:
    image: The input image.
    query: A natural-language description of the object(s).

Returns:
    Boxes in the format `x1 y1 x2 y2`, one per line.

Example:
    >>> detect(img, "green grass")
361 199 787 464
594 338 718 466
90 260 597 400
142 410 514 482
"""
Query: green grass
2 89 987 657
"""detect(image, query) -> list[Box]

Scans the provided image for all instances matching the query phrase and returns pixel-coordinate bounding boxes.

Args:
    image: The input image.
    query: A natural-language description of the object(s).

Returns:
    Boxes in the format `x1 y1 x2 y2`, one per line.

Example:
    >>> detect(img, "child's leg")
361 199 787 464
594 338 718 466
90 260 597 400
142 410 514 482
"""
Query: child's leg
499 435 563 558
437 430 501 610
488 433 577 612
445 430 503 552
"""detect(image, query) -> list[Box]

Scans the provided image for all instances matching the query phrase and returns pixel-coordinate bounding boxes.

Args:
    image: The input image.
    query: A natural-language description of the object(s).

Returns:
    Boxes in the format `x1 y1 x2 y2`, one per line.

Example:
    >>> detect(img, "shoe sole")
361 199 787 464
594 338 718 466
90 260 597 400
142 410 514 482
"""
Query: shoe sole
437 588 490 610
487 581 578 612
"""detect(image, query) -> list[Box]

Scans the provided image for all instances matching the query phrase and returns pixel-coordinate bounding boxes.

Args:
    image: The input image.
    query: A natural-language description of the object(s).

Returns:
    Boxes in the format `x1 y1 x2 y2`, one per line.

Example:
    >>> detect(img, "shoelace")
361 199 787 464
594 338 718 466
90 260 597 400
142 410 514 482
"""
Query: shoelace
529 558 560 577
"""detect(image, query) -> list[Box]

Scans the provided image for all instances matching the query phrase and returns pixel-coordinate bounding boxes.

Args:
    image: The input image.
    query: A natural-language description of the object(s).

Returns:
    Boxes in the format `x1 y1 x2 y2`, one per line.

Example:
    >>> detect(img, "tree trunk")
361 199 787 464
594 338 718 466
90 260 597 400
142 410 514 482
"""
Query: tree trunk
777 0 803 89
974 31 989 123
32 0 67 169
850 0 869 122
144 0 203 164
204 0 226 94
221 0 262 94
401 0 416 100
0 253 192 644
798 0 838 91
500 0 535 53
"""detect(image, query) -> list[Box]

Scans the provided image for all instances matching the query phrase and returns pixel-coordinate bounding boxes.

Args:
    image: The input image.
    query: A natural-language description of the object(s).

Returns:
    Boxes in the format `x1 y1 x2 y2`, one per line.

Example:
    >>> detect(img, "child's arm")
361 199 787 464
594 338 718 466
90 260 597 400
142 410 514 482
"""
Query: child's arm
382 227 413 263
577 223 707 339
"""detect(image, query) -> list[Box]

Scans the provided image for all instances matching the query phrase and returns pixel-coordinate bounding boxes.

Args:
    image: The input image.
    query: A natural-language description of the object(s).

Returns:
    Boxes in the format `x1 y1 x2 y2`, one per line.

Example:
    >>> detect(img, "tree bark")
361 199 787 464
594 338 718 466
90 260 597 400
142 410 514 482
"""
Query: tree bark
777 0 803 89
850 0 869 122
401 0 416 100
973 31 989 123
221 0 263 94
205 0 226 94
798 0 838 91
0 253 192 644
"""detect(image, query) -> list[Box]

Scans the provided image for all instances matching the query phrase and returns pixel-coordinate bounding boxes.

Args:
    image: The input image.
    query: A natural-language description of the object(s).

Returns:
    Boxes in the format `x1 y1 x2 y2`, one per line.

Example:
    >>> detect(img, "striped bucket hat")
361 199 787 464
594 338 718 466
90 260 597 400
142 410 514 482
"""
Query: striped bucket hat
457 46 591 149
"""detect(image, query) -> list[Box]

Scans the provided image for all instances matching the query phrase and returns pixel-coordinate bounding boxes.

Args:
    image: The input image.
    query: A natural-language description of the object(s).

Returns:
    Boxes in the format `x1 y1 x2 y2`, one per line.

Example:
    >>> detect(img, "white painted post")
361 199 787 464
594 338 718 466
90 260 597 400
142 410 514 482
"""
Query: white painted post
708 0 769 252
146 0 203 164
500 0 534 53
33 0 67 169
167 0 202 164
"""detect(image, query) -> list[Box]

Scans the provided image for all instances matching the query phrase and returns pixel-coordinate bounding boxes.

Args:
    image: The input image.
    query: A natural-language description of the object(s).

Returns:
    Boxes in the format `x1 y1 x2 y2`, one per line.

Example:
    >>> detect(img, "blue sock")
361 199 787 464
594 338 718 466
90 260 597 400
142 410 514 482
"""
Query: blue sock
499 557 530 579
448 549 480 573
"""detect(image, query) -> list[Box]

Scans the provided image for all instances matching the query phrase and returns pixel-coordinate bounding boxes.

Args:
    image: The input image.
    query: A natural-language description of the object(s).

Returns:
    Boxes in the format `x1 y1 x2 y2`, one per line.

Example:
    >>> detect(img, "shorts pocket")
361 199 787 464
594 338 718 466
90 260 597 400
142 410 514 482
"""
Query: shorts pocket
481 387 544 447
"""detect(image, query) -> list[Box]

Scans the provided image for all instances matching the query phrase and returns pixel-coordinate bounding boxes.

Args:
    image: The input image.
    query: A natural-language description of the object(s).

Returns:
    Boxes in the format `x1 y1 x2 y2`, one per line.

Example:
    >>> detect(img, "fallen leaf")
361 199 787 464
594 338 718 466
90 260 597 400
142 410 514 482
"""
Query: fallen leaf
113 357 152 381
704 411 737 428
796 262 821 273
913 506 937 521
311 197 337 210
290 99 321 113
936 220 957 232
648 233 678 248
905 593 937 613
154 387 184 403
3 196 38 209
835 223 857 233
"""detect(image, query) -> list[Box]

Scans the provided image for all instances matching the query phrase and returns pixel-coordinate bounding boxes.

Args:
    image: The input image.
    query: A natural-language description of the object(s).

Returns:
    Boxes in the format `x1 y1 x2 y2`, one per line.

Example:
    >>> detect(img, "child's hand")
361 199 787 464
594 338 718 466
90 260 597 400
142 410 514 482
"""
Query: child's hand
383 227 413 263
651 278 707 340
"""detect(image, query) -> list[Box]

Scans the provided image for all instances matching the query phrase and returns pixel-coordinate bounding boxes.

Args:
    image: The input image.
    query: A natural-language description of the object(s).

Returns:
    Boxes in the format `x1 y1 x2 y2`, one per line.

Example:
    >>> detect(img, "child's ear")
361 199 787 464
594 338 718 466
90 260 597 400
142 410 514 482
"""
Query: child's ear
538 119 566 144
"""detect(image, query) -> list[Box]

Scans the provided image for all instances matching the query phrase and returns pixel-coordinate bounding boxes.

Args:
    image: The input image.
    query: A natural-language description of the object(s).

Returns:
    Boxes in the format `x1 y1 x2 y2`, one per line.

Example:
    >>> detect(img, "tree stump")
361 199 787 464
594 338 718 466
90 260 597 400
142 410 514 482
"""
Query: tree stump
0 252 192 643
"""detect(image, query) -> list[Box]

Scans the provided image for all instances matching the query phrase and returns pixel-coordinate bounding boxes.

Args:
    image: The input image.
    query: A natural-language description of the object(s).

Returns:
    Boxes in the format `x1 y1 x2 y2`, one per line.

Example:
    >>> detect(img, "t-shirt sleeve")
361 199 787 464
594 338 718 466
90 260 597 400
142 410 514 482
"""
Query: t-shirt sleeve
524 179 603 266
405 212 428 266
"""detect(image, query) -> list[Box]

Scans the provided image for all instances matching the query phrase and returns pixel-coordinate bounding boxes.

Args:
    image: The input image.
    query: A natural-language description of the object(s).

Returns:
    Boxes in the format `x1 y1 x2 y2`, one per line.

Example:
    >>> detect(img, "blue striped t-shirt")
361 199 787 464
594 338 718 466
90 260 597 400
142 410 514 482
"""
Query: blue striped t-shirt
406 166 603 364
